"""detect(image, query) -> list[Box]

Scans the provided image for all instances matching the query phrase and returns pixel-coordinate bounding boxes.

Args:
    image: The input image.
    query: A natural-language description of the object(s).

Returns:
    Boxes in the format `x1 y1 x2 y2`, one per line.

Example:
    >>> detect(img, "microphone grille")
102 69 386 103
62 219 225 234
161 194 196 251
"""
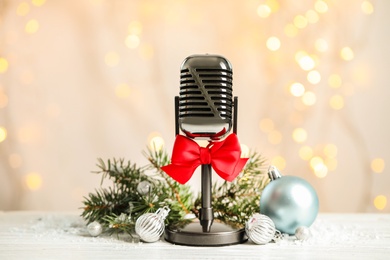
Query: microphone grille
178 54 234 139
179 67 233 120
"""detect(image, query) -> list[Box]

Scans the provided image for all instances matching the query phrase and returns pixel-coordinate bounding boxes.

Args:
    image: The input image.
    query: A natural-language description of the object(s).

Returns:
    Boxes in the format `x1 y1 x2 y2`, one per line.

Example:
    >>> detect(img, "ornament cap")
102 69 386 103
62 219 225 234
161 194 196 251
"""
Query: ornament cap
268 165 282 181
156 206 170 220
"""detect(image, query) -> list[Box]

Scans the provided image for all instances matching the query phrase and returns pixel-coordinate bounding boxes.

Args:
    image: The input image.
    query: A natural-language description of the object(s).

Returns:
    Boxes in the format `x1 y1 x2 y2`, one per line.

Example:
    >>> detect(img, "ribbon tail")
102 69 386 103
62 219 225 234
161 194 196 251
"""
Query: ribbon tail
161 164 197 184
214 157 249 182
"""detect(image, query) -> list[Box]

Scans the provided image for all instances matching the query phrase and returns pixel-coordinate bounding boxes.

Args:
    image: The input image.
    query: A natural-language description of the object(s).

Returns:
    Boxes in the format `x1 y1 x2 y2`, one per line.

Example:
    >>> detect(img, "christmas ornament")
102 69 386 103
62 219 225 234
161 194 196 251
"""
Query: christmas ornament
260 165 319 235
135 206 170 243
295 226 311 241
137 181 152 195
245 213 276 245
87 221 103 237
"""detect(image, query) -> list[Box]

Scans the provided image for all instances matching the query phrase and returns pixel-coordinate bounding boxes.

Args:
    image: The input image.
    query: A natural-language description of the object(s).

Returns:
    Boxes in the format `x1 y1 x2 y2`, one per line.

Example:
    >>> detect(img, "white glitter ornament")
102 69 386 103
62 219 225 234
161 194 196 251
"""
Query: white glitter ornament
87 221 103 237
245 213 276 245
135 206 170 243
137 181 152 195
295 226 311 241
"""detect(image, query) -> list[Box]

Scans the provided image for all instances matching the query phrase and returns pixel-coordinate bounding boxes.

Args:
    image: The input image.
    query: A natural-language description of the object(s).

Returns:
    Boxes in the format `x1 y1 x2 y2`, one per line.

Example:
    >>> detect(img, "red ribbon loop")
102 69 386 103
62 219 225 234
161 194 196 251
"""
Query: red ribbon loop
161 133 249 184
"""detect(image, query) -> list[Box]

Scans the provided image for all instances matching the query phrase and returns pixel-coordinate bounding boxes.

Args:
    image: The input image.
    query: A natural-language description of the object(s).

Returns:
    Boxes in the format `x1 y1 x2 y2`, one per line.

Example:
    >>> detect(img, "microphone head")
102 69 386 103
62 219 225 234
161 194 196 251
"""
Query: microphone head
179 54 233 140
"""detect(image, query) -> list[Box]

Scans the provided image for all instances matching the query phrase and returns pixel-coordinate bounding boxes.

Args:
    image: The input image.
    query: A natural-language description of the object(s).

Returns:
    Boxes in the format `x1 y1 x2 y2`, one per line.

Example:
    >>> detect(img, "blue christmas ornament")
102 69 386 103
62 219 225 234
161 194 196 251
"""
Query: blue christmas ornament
260 166 319 235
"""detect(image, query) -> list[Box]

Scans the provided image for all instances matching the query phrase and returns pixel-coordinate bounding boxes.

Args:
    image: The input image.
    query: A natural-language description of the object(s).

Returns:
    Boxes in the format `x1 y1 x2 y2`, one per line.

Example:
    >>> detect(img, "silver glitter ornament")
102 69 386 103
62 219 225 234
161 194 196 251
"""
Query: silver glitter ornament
260 166 319 235
135 206 170 243
87 221 103 237
295 226 311 241
245 213 276 245
137 181 152 195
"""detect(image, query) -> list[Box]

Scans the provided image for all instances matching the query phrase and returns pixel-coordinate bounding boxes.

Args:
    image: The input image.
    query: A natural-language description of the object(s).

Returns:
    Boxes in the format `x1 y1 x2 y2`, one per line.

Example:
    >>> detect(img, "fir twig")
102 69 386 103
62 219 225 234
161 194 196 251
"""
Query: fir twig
82 148 195 233
143 147 192 215
194 150 268 226
81 147 268 233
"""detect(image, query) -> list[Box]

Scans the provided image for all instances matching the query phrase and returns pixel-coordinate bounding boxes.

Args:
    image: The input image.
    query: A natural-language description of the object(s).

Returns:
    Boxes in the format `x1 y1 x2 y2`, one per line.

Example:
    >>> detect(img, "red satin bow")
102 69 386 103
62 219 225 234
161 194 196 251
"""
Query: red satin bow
161 133 249 184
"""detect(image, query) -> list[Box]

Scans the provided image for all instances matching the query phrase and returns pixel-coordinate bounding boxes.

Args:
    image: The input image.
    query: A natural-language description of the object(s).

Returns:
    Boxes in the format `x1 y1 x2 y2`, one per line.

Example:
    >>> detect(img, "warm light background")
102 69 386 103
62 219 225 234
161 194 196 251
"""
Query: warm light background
0 0 388 213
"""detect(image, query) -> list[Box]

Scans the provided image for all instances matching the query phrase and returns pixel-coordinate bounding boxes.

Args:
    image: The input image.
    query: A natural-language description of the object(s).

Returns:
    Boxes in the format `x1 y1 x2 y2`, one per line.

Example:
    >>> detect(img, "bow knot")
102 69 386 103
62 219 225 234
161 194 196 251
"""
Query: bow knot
200 147 211 164
161 134 248 184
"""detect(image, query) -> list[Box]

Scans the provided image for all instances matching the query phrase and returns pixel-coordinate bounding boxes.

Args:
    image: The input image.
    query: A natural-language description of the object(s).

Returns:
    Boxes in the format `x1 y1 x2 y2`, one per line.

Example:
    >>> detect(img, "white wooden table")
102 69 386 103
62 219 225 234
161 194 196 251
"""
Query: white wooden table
0 211 389 259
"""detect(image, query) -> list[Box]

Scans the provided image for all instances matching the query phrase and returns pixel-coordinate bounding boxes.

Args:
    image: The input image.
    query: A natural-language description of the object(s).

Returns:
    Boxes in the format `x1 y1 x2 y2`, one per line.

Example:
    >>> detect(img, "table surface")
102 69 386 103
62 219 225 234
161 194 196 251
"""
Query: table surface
0 211 389 259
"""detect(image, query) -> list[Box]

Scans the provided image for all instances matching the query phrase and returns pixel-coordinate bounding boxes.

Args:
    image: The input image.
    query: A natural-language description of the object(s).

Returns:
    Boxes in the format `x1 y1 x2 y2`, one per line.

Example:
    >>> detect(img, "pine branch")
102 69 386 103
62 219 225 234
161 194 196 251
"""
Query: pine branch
194 150 268 226
143 147 193 215
81 150 195 231
82 158 158 225
81 147 268 233
103 213 134 235
81 185 134 224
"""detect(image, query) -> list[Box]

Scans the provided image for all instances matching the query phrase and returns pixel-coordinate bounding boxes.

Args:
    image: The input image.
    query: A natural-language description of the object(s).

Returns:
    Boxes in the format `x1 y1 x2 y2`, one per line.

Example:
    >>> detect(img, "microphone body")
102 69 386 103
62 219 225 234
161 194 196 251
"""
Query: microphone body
175 54 236 232
178 54 234 140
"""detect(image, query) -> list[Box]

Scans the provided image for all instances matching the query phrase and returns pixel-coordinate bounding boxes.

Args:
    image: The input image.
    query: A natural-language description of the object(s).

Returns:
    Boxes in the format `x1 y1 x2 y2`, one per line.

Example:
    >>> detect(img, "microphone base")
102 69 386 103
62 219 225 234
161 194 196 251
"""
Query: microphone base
164 218 247 247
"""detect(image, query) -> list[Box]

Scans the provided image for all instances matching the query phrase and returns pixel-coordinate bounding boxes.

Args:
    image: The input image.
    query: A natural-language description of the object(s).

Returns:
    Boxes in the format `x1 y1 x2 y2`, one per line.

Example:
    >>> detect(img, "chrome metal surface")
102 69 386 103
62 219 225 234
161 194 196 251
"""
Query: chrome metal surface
164 219 247 246
179 54 233 140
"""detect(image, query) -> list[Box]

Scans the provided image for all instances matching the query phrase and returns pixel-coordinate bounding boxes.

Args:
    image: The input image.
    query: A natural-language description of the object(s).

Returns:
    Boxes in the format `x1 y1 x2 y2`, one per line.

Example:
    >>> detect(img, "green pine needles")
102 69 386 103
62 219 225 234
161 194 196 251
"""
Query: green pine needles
81 147 268 235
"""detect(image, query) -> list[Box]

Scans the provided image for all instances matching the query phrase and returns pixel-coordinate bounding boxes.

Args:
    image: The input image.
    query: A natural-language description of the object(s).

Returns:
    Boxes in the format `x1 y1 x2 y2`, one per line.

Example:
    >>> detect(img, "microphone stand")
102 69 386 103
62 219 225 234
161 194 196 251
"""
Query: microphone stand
165 97 247 246
199 96 238 233
200 164 213 232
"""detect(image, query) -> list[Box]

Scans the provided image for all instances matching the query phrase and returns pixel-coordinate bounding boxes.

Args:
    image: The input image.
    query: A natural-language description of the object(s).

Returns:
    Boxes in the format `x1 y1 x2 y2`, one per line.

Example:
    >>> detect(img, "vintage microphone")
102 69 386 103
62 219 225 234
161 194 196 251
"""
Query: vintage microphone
164 54 247 246
178 54 235 233
178 54 234 140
